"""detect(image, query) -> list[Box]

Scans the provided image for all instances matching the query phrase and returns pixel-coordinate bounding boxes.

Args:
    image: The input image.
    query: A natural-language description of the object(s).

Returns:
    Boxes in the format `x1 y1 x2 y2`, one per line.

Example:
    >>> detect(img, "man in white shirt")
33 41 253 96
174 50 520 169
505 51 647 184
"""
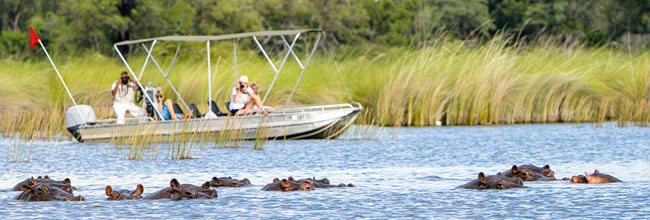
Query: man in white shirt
111 71 145 124
229 75 261 116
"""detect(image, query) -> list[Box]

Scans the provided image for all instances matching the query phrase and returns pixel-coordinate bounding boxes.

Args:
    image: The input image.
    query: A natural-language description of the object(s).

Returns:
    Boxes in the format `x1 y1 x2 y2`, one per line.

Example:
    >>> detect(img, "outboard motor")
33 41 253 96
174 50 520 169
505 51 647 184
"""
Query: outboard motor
65 105 97 142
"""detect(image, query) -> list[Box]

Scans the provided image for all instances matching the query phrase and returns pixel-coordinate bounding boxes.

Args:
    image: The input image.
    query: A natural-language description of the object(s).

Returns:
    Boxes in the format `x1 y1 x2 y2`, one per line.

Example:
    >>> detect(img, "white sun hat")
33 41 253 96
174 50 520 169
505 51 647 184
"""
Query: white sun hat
239 75 249 84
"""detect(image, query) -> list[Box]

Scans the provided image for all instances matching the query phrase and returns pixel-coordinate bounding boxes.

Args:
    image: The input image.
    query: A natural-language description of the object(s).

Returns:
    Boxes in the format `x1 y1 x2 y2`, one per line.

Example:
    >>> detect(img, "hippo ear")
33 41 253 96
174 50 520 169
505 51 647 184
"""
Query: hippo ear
594 169 599 173
280 179 291 188
543 165 551 170
511 165 519 174
273 178 280 183
201 181 210 189
211 177 219 184
30 176 37 185
22 185 32 193
62 178 71 185
105 185 113 196
287 176 296 182
44 175 50 179
170 179 181 191
478 172 487 184
497 172 503 176
135 184 144 196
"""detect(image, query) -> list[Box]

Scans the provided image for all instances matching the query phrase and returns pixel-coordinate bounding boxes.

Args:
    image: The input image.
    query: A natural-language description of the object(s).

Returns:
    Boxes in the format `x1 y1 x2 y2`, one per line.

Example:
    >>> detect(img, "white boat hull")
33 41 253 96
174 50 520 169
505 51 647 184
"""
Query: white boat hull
69 103 362 143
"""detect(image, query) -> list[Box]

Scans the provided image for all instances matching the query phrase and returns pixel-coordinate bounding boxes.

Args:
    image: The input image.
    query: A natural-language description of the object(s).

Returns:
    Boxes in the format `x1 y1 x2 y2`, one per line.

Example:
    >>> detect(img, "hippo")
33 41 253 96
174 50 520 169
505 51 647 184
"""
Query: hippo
570 170 621 184
261 178 313 191
288 177 354 188
144 179 217 200
209 176 252 187
13 177 75 200
16 182 84 201
458 172 527 190
105 184 144 200
12 176 77 191
502 165 556 181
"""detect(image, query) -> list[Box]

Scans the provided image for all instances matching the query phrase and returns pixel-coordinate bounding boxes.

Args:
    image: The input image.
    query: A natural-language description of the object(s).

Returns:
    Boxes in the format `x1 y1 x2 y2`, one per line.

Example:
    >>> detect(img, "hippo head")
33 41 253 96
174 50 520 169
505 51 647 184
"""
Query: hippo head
281 179 312 191
105 184 144 200
21 184 81 201
570 175 588 183
22 184 56 201
210 177 232 187
169 179 199 200
478 172 525 190
540 165 556 179
288 177 316 189
515 169 536 181
200 181 219 197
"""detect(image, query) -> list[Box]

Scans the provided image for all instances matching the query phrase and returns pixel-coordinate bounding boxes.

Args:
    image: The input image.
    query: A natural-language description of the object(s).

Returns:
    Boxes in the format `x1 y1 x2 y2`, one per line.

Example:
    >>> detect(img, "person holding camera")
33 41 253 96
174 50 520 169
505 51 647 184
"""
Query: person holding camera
111 71 144 124
229 75 261 116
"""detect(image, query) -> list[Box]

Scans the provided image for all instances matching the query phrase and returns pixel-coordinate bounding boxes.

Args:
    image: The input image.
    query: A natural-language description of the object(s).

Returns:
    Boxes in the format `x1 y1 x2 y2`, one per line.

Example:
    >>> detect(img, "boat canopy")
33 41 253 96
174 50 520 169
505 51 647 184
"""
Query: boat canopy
112 29 325 120
114 29 322 46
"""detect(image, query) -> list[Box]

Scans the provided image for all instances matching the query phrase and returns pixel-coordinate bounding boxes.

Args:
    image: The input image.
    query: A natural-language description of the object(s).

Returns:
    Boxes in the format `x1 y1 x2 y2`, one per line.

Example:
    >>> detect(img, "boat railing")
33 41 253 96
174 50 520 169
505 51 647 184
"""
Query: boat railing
274 102 362 114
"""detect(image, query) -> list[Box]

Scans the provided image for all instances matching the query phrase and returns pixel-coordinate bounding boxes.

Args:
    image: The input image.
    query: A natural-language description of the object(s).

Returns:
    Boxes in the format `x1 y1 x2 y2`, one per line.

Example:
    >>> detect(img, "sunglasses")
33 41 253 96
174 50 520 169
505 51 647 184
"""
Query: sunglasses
121 76 130 79
156 95 163 98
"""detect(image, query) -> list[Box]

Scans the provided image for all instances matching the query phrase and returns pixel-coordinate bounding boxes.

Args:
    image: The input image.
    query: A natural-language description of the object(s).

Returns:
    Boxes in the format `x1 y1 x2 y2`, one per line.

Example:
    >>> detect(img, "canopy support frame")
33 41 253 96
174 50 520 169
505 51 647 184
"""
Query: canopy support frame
253 33 301 105
285 32 323 106
140 42 190 113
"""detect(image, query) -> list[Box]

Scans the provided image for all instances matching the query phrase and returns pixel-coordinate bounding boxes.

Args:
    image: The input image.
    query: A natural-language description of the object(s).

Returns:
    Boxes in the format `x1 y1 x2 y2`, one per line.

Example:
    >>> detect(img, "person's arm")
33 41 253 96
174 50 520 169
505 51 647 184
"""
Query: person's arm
232 87 241 103
155 98 164 120
111 81 118 96
129 79 141 90
249 93 262 109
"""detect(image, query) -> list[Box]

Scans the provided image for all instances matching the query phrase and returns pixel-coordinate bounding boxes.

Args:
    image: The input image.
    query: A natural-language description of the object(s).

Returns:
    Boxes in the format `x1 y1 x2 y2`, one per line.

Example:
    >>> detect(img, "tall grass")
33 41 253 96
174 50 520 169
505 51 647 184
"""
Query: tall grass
1 35 649 142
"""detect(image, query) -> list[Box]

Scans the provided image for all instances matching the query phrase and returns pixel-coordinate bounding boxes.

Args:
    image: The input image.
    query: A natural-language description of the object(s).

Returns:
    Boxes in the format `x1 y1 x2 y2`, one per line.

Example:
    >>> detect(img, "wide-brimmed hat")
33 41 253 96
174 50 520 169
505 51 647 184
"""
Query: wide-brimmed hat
239 75 249 84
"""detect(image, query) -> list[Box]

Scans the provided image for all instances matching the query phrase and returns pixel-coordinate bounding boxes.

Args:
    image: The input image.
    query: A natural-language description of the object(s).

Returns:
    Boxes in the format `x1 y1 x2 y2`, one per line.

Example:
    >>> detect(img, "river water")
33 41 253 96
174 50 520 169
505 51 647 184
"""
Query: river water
0 123 648 219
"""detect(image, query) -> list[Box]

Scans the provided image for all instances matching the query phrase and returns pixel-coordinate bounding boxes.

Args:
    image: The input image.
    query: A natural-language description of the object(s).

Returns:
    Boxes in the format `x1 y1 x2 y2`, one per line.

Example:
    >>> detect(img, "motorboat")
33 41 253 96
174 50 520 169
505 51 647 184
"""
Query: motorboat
64 29 362 142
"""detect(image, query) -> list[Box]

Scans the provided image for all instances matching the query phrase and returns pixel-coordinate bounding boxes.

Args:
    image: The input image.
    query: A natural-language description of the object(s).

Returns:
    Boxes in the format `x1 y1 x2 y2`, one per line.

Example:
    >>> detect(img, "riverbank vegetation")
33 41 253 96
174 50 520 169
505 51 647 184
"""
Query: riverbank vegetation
1 0 649 140
1 36 649 130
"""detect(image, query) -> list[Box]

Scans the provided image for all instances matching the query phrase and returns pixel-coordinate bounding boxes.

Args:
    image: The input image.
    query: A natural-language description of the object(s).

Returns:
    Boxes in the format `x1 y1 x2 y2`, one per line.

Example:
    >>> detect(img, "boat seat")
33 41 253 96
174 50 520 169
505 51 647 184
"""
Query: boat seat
209 101 228 117
173 103 184 115
188 103 202 118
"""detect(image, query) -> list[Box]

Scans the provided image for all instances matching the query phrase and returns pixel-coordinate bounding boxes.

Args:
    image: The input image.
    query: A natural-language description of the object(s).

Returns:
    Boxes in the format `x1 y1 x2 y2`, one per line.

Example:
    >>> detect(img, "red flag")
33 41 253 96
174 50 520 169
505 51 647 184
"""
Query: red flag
29 25 40 49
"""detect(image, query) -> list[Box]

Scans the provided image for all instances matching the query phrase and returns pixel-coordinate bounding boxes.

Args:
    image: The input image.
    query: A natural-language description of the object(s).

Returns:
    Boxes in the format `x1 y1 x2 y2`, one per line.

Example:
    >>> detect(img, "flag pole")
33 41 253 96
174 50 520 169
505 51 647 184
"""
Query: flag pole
37 39 86 126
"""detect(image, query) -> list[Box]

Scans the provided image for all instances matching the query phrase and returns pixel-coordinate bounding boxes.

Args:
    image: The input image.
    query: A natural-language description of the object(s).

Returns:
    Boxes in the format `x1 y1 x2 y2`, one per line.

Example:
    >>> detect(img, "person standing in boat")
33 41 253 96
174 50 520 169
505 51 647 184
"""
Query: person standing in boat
111 71 144 124
229 75 262 116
